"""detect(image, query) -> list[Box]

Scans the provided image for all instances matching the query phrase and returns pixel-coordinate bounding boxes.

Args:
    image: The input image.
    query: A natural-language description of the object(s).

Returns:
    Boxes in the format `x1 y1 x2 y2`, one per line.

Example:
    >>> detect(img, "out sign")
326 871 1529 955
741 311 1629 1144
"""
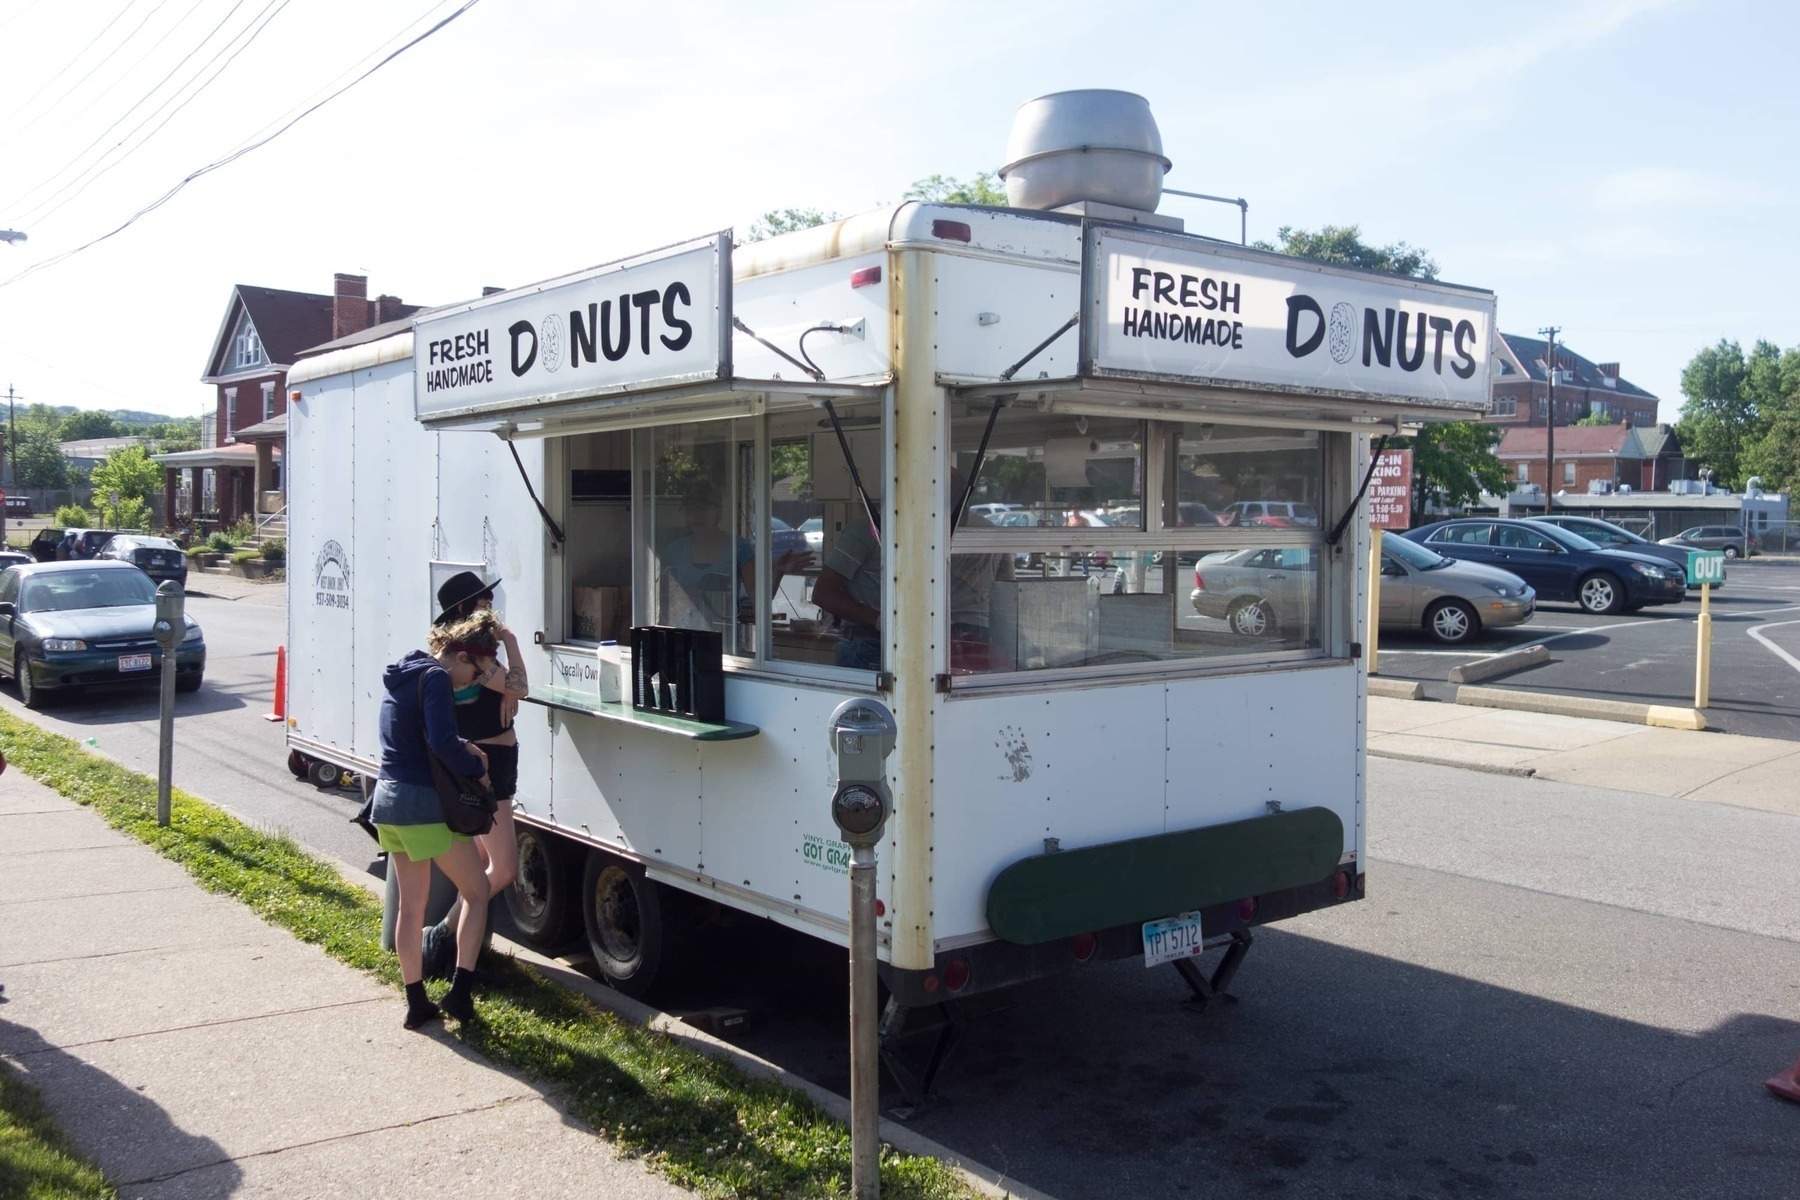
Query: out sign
1367 448 1413 531
1686 549 1726 586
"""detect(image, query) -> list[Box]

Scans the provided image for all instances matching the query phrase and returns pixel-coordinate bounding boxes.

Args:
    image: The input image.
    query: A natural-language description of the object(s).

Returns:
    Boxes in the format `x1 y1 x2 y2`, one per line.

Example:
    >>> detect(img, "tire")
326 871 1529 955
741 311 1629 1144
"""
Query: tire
287 750 310 779
14 650 43 709
1227 598 1276 638
507 825 576 947
176 672 203 694
1577 572 1625 615
1723 546 1740 559
581 851 689 998
1423 599 1480 645
308 758 342 788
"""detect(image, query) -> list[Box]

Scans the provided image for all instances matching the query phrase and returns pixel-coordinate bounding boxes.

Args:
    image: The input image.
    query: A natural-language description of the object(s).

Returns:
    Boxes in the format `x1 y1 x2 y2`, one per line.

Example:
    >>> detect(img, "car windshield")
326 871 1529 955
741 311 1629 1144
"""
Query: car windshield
20 570 158 612
1585 522 1643 544
1384 535 1454 570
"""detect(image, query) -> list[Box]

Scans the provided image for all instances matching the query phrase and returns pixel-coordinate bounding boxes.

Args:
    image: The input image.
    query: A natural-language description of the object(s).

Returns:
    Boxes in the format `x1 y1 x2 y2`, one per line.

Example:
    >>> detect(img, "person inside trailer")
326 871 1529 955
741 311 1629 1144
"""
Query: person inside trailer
658 479 809 637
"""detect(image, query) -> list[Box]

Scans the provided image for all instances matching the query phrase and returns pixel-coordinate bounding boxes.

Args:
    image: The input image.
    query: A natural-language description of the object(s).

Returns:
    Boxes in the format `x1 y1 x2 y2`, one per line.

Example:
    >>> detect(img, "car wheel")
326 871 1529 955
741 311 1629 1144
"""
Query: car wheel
1723 546 1740 559
1424 599 1479 645
176 672 203 694
14 650 43 709
506 826 576 947
1227 598 1276 637
1577 573 1624 615
581 852 690 998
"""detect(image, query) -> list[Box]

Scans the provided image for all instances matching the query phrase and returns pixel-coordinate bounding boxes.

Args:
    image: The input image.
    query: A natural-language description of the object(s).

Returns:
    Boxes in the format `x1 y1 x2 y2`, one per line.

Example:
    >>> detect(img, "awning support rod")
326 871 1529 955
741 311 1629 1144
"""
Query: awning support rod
998 312 1078 383
953 396 1007 530
1325 434 1390 550
505 437 566 548
822 398 881 535
733 316 824 381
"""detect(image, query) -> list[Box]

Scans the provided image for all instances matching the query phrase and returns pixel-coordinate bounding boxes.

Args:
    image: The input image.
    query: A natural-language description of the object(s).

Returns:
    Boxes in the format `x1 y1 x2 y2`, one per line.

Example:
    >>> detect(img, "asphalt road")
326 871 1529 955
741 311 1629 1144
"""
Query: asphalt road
1375 559 1800 741
6 586 1799 1198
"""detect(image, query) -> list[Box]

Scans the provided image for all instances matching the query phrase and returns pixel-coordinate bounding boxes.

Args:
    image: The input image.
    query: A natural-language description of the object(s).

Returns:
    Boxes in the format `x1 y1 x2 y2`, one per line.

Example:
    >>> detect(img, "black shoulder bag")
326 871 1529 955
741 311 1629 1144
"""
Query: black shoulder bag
417 671 497 837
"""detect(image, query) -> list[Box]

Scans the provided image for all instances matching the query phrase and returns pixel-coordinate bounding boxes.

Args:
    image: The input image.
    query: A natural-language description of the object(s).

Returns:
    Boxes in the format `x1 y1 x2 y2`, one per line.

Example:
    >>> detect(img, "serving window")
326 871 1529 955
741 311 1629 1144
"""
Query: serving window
948 407 1335 680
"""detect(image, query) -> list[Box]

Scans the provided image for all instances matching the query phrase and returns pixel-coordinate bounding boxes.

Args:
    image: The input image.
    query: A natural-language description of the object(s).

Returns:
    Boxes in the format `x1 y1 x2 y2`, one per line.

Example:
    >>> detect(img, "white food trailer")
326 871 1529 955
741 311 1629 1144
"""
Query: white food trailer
283 93 1493 1098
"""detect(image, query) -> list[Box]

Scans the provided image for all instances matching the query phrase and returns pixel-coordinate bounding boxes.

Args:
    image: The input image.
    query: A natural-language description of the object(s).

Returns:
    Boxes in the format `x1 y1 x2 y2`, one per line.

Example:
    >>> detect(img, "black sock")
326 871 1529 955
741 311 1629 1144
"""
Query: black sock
447 967 477 998
441 968 477 1021
403 981 440 1029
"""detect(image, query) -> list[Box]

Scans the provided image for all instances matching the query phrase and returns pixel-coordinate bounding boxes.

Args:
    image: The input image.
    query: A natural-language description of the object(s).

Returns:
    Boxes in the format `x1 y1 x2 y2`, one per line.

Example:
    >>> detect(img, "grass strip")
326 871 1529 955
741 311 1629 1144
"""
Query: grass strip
0 1059 116 1200
0 712 981 1200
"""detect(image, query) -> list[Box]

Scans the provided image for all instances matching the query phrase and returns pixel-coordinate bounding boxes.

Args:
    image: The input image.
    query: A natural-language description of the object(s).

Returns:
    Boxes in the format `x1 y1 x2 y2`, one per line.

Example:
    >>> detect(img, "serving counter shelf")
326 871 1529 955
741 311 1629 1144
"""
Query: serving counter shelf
523 686 759 741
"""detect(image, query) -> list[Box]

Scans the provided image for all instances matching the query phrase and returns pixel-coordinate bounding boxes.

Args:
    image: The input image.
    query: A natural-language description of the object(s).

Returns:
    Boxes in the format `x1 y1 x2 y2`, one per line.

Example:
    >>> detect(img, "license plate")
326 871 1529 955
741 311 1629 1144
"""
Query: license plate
1142 911 1206 968
119 653 152 672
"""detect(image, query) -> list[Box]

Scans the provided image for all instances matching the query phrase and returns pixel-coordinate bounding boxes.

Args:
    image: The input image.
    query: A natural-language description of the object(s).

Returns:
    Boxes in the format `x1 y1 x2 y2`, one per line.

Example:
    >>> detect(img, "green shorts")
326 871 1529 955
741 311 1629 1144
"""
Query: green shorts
376 822 470 862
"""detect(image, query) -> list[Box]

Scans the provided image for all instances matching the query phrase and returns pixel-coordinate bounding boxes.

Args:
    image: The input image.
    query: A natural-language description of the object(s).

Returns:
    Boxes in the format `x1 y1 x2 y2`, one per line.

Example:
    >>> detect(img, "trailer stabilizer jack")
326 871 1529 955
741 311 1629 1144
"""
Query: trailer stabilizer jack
1172 930 1253 1013
878 997 960 1119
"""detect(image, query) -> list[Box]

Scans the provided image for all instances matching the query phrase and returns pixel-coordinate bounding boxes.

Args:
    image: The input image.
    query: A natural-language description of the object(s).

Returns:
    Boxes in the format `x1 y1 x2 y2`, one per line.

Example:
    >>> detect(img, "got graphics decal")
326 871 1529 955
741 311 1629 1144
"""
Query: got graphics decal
313 540 351 609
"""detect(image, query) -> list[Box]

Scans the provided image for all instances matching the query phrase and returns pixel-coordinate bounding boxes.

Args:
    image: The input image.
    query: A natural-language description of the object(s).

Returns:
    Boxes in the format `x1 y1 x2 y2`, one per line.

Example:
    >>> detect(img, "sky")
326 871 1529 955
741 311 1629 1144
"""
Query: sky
0 0 1794 425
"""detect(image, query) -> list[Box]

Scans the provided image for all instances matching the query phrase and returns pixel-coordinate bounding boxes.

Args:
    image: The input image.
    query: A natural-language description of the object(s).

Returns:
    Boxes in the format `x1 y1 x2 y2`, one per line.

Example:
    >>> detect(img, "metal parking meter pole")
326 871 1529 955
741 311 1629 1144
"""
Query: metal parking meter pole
152 581 185 826
827 698 897 1200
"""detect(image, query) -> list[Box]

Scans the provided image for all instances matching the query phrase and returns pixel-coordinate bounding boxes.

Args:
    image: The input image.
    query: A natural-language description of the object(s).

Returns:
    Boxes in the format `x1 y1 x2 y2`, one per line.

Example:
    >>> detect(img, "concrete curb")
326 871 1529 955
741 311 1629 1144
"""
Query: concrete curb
329 858 1052 1200
1447 643 1549 685
1368 749 1537 777
1454 684 1707 731
1368 678 1424 700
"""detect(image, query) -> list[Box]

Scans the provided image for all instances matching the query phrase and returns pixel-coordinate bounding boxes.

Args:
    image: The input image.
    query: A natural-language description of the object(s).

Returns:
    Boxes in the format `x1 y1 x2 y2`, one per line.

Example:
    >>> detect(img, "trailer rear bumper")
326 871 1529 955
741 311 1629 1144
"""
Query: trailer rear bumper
884 863 1363 1007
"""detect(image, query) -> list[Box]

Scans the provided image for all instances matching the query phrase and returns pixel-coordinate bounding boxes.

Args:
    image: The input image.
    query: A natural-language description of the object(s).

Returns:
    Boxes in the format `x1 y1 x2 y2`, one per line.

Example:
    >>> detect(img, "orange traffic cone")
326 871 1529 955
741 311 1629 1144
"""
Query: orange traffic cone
1767 1055 1800 1103
263 645 286 722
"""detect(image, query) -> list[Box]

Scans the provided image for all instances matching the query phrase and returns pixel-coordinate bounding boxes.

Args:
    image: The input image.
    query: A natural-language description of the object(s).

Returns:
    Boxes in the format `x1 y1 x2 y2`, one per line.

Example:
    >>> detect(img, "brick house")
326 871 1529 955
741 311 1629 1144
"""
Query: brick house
160 274 418 528
1485 334 1659 428
1497 423 1685 494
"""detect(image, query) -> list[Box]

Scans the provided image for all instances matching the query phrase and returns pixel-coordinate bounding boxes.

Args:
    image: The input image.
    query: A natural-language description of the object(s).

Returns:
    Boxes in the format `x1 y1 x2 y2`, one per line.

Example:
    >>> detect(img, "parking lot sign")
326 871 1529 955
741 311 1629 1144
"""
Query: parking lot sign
1686 549 1726 586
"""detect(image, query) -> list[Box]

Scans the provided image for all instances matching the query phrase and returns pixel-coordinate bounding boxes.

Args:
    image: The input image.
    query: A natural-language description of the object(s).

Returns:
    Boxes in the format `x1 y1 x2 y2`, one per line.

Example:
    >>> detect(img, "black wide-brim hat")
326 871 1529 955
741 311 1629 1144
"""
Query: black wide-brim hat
434 570 499 625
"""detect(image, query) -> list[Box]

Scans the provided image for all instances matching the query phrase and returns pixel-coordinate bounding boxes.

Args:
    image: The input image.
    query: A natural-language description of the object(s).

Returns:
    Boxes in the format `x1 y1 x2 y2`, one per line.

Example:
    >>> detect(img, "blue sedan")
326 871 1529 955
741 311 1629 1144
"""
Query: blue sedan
1403 518 1685 615
0 561 205 707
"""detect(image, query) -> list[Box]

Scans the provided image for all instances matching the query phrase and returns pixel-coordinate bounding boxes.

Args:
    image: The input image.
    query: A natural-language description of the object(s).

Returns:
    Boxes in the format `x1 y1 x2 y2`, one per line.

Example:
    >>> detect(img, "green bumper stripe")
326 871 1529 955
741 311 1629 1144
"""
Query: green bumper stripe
985 807 1346 945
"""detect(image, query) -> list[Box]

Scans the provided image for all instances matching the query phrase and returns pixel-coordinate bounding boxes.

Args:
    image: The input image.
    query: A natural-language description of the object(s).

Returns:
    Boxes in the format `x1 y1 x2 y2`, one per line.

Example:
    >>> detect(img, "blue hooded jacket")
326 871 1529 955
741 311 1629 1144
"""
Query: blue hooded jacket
378 651 486 787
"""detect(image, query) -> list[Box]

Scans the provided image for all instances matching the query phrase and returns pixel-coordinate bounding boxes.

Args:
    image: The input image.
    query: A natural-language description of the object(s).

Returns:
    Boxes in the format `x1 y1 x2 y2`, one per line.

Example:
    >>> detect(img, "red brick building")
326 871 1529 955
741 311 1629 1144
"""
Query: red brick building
1496 423 1685 495
162 275 418 528
1486 334 1659 428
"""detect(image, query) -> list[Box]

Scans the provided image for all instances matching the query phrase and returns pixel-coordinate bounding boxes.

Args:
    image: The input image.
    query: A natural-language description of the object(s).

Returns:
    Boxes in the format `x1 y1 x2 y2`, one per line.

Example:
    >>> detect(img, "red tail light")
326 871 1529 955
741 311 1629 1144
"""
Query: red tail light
931 219 972 242
1193 567 1205 591
922 973 940 995
850 266 882 288
1333 870 1351 900
942 956 972 992
874 899 885 917
1238 897 1257 923
1073 932 1098 962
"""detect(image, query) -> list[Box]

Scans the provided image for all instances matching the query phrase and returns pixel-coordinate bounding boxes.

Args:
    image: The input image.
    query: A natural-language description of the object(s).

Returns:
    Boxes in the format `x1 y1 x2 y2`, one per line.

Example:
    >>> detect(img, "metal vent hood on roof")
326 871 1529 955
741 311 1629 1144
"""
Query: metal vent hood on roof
999 90 1171 214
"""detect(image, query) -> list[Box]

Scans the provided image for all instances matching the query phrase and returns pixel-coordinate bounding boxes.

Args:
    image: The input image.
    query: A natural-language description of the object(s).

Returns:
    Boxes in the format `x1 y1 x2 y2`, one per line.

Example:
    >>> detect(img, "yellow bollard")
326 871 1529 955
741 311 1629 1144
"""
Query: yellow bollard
1694 582 1712 709
1367 528 1383 676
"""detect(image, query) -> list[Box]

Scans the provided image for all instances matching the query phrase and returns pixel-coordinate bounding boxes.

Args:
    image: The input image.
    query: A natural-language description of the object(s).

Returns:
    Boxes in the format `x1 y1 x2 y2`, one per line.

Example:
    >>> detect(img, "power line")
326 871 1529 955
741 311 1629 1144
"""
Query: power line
11 0 292 228
0 0 172 150
0 0 142 131
1 0 483 289
41 0 211 144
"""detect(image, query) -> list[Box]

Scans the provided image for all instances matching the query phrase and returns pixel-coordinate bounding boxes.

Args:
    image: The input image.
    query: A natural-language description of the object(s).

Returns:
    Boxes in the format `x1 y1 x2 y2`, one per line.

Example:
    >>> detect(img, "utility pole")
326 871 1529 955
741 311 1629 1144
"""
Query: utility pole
4 383 16 490
1539 327 1560 512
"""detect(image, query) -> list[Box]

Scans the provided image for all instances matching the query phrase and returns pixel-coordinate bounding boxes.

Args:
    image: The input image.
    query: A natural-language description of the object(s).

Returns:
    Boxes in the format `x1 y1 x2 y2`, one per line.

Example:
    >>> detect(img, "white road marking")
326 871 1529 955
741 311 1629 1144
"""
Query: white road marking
1747 619 1800 677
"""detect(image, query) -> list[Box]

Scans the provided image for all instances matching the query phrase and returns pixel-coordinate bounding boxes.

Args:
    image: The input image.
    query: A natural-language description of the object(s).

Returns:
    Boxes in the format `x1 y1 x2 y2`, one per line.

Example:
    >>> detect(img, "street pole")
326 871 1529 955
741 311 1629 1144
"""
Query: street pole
1539 327 1560 512
1694 581 1712 709
153 581 185 826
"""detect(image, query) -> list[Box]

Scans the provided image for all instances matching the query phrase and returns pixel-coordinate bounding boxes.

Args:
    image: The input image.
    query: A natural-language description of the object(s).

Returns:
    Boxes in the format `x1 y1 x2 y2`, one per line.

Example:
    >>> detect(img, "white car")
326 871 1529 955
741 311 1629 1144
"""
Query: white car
798 516 824 556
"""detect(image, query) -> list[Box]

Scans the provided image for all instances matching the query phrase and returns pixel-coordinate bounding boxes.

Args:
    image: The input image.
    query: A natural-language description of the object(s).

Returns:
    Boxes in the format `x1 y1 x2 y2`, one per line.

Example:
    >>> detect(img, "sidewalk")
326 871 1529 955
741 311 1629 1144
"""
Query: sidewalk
1369 694 1800 816
182 572 283 603
0 769 685 1200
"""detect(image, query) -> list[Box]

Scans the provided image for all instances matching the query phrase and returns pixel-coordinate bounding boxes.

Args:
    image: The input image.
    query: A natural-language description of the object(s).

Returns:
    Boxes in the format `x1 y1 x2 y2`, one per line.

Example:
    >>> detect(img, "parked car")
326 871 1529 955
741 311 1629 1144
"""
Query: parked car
97 534 189 586
0 552 30 570
30 528 117 562
769 516 808 563
1405 518 1685 614
1660 524 1758 559
798 516 824 557
1191 540 1536 644
1220 500 1321 528
1535 515 1718 587
3 496 30 518
0 561 205 707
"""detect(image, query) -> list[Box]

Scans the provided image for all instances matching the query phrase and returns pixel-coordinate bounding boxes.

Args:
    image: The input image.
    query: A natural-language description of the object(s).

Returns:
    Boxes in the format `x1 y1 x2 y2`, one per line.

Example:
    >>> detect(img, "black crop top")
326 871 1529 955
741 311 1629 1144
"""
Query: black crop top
454 684 508 740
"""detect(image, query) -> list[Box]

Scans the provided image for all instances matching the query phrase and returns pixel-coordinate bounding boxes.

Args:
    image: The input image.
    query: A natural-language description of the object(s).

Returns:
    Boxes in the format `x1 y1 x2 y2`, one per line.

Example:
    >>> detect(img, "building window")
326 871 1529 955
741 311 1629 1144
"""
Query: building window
1517 463 1530 484
1488 396 1516 417
1563 461 1576 485
261 382 275 423
232 314 266 370
224 388 236 442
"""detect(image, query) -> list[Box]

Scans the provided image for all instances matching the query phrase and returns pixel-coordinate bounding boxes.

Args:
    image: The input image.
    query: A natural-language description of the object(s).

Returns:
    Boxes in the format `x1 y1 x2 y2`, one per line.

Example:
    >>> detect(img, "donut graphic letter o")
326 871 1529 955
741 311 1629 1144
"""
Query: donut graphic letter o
1327 302 1357 365
540 313 564 373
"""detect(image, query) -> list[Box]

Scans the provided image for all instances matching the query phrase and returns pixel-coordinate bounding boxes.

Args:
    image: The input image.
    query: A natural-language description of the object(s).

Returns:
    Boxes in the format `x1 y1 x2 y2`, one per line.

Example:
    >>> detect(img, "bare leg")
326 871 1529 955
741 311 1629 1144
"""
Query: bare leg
482 802 519 894
390 853 433 985
432 840 491 971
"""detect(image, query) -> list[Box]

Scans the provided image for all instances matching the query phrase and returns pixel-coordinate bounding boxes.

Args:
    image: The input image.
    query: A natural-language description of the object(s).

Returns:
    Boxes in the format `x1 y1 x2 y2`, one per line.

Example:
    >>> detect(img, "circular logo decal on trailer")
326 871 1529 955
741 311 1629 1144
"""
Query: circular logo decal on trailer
1327 301 1357 365
540 312 564 373
313 540 351 610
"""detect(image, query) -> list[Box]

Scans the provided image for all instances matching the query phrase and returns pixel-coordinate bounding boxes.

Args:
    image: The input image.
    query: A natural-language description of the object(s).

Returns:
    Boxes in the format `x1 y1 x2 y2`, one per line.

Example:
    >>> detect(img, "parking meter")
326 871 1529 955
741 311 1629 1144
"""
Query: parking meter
153 581 183 825
828 698 897 846
827 696 896 1200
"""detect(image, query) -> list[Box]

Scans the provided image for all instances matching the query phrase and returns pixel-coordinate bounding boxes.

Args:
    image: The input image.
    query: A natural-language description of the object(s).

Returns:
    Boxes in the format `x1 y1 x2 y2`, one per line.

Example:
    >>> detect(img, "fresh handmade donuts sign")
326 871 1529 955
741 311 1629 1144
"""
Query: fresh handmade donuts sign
413 233 729 422
1085 226 1494 409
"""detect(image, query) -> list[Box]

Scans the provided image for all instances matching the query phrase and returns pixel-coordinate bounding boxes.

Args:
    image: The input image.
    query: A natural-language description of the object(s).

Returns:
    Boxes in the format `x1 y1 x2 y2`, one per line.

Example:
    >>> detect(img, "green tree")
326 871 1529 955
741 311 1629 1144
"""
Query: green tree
1253 225 1439 280
89 444 162 527
903 172 1006 205
58 410 120 440
14 427 67 488
1675 339 1783 489
1574 410 1617 427
745 208 841 242
1738 344 1800 491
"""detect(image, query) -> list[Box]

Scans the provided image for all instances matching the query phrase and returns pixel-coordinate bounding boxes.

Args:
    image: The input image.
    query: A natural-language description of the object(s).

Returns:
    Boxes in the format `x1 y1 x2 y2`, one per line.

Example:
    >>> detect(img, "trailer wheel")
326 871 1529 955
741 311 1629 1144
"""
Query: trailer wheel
308 759 342 789
581 852 688 998
287 750 310 779
507 826 575 947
